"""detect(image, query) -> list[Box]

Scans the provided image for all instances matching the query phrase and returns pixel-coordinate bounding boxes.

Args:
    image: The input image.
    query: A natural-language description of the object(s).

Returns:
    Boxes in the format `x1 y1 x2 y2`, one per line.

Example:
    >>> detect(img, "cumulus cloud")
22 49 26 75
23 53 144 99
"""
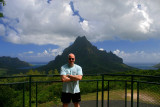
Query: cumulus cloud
0 0 160 48
2 0 84 47
37 48 62 57
18 48 63 62
74 0 160 41
0 24 5 36
18 51 34 57
113 49 160 63
99 48 104 51
80 20 89 32
24 51 34 54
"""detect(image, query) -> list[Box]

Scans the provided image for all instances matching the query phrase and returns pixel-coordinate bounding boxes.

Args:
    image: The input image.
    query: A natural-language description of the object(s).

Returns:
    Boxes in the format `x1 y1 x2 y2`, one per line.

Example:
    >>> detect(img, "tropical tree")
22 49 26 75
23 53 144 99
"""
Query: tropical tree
0 0 5 17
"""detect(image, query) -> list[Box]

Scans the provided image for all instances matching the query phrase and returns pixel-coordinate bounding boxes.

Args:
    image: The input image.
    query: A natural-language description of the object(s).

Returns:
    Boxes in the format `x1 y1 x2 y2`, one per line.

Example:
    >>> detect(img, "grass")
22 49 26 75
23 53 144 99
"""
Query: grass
37 100 62 107
81 89 160 105
37 101 61 107
81 90 125 101
36 89 160 107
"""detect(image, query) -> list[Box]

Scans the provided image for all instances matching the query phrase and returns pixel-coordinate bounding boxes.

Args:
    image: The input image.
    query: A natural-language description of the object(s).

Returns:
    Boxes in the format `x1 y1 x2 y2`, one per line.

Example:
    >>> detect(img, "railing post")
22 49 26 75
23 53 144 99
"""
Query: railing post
107 81 109 107
101 74 104 107
125 81 127 107
36 82 38 107
137 82 139 107
23 83 25 107
96 80 98 107
29 76 31 107
131 75 134 107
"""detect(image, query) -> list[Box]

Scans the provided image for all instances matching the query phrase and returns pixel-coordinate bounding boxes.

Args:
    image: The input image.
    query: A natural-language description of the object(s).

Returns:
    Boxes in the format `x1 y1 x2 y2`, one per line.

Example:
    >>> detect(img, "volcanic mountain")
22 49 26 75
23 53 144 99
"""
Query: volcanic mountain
40 36 134 74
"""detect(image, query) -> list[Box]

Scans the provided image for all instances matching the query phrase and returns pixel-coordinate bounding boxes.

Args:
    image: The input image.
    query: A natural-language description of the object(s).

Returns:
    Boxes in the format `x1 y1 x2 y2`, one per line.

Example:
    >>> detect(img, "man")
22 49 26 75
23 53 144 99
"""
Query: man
60 53 83 107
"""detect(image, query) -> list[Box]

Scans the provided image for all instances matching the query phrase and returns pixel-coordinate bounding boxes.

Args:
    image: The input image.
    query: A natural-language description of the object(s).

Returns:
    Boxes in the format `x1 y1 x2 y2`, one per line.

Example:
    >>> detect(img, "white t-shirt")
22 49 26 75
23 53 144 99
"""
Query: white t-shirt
60 64 83 94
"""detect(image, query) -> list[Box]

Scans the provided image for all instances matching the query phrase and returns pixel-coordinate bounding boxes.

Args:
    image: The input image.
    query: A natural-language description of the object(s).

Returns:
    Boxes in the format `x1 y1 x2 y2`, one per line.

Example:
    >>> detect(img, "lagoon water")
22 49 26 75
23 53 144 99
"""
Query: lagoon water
19 62 158 70
18 62 48 69
125 63 158 70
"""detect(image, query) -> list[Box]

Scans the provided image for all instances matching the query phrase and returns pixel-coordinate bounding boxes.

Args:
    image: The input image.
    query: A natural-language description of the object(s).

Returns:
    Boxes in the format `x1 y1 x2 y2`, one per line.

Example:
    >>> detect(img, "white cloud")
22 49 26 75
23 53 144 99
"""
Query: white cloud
99 48 104 51
74 0 160 41
36 48 63 57
18 47 63 62
25 51 34 54
80 20 89 32
1 0 160 47
113 49 120 55
0 24 5 36
113 49 160 63
2 0 83 47
43 50 48 55
18 51 34 59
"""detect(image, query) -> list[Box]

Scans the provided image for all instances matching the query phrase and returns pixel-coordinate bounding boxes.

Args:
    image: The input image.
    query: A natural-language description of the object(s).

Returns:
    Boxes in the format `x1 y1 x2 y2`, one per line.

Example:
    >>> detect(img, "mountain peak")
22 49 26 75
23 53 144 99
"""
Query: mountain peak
73 36 92 47
40 36 134 74
75 36 87 41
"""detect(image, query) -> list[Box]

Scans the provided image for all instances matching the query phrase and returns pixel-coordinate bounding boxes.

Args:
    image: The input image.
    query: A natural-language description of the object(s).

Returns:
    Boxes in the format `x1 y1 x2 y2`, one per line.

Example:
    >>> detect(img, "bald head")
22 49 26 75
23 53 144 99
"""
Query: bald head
68 53 75 58
68 53 75 67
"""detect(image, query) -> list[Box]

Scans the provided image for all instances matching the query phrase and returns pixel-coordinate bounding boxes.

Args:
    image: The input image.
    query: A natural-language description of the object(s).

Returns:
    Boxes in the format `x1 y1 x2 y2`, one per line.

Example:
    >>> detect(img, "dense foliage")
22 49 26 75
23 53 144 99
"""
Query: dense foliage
0 68 7 76
0 0 5 17
0 86 15 107
0 69 159 106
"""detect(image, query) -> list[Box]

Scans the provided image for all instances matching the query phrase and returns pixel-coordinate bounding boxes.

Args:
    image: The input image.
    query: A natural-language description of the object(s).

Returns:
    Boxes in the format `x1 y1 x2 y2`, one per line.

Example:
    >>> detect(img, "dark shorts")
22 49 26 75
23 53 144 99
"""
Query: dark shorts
61 92 81 103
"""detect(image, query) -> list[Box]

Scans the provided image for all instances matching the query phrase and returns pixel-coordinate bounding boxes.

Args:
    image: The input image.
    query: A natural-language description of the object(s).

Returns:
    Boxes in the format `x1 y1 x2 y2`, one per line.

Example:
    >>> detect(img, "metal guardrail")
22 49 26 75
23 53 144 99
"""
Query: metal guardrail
0 74 160 107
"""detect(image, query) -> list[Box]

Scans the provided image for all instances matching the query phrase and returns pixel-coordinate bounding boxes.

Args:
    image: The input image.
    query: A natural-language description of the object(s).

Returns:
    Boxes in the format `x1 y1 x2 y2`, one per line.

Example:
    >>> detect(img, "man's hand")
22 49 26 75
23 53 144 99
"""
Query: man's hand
61 75 71 82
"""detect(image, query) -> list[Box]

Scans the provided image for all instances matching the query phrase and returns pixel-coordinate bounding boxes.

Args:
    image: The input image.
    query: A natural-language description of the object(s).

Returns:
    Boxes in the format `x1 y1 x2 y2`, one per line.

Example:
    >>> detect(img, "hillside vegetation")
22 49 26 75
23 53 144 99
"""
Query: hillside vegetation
0 69 159 106
0 56 31 68
0 56 32 75
153 63 160 69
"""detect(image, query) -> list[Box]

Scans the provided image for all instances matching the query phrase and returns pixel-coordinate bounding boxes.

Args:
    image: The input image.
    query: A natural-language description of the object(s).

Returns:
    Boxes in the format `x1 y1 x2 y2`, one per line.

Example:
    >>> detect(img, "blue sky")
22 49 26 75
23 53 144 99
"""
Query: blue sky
0 0 160 63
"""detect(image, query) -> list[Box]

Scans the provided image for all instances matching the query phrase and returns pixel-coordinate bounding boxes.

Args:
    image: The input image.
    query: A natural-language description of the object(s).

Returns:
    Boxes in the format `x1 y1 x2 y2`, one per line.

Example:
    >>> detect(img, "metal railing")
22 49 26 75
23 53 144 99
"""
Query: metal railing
0 74 160 107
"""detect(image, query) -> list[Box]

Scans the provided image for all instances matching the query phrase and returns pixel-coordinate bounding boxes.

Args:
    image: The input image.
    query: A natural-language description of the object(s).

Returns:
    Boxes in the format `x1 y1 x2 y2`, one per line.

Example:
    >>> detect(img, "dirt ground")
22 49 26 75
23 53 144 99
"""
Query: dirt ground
52 100 160 107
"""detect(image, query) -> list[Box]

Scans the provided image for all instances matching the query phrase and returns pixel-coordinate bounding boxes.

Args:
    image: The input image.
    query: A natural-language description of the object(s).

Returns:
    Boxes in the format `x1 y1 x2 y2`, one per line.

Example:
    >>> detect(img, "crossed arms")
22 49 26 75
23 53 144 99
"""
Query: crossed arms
61 75 82 82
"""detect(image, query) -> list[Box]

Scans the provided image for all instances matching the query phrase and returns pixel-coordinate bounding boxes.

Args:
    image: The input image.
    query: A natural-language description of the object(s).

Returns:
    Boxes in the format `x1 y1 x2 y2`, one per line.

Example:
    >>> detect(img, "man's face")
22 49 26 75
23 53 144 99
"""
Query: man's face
68 54 75 65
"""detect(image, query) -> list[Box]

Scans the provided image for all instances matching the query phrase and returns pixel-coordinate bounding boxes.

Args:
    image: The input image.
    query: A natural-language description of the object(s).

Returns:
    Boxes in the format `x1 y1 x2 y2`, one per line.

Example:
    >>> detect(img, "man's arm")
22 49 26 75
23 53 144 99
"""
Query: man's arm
61 75 72 82
61 75 82 82
69 75 82 81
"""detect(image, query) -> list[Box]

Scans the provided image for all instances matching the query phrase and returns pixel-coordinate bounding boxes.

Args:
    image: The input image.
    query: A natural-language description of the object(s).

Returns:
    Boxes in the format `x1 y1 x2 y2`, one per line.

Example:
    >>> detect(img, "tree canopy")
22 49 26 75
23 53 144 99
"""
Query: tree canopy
0 0 5 17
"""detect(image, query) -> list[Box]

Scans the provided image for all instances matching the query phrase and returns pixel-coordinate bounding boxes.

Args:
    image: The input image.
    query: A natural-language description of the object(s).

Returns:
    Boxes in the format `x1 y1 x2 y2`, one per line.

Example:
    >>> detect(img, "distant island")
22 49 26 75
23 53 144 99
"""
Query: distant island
0 56 31 68
0 56 32 75
153 63 160 69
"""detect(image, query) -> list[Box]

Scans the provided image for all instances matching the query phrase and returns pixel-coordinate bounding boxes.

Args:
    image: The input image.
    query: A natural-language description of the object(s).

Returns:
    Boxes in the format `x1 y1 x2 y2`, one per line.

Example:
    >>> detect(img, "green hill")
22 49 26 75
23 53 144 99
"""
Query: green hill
153 63 160 69
0 56 32 75
39 36 135 74
0 56 31 69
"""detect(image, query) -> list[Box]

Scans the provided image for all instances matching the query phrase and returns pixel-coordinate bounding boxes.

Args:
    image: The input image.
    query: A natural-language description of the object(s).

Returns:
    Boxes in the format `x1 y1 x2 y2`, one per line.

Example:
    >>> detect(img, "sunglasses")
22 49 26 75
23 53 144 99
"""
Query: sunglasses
69 58 74 60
